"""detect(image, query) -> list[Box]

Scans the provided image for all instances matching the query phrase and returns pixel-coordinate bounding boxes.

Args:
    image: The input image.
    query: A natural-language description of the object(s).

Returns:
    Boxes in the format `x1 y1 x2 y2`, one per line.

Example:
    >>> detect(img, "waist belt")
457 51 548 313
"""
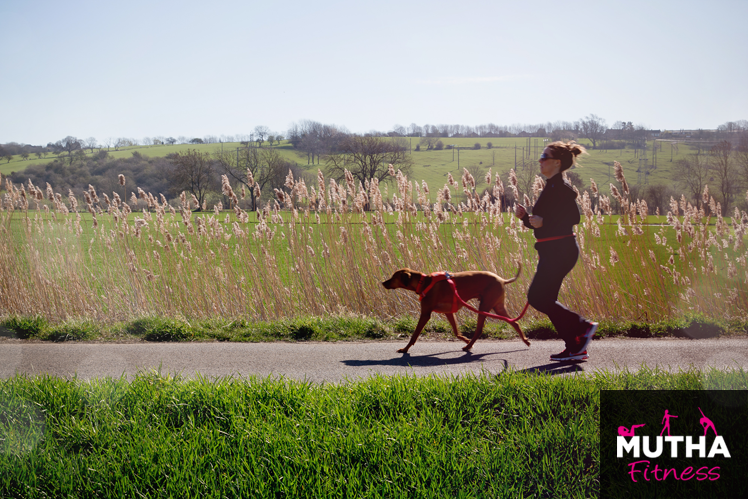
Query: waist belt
535 234 575 243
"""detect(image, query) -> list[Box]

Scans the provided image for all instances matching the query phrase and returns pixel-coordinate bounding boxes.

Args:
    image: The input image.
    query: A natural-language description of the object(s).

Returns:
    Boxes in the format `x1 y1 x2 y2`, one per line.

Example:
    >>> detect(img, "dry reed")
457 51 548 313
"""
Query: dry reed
0 168 746 327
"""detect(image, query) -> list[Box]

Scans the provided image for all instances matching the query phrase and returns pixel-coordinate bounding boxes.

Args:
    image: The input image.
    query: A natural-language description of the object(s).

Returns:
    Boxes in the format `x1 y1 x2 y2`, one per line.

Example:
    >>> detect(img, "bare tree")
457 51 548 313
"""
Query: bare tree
390 124 406 136
709 141 739 214
418 136 440 150
57 136 81 158
736 134 748 191
167 149 217 210
464 164 486 190
325 135 413 189
643 183 677 215
578 114 607 149
292 120 345 165
254 126 270 146
672 153 711 210
514 162 542 204
83 137 98 153
213 146 291 210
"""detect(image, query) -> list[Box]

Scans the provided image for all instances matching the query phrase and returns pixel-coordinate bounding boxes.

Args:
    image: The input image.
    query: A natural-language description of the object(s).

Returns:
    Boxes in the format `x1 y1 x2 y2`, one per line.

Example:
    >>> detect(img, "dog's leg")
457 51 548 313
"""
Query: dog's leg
509 322 531 347
445 313 470 344
398 310 432 353
493 304 531 347
463 311 488 351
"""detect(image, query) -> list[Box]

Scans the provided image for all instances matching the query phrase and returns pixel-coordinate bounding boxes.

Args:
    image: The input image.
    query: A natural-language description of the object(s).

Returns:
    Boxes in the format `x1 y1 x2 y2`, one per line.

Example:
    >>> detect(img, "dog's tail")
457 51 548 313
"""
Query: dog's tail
503 261 522 284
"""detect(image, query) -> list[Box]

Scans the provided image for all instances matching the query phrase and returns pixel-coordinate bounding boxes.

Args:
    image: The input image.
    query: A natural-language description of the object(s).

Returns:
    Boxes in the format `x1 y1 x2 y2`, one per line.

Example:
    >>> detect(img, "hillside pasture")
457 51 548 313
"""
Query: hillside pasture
2 138 703 202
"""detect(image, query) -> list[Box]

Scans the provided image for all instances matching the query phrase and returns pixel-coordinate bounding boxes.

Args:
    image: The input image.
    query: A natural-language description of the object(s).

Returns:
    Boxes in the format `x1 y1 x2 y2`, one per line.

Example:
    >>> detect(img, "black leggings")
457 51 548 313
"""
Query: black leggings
527 237 587 347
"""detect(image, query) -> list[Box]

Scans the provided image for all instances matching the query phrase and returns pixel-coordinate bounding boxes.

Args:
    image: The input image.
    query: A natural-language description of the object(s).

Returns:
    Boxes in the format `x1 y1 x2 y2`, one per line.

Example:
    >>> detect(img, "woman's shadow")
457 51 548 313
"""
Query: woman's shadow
342 348 584 375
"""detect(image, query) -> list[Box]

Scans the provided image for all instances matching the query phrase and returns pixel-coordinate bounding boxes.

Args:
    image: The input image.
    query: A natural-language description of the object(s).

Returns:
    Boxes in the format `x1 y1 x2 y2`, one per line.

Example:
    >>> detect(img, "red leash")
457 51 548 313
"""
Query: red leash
445 277 531 323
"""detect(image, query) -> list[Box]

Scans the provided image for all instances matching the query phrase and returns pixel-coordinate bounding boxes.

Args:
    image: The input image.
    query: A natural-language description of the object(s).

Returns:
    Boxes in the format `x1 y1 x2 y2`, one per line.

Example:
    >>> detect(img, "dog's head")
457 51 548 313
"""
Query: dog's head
382 268 420 290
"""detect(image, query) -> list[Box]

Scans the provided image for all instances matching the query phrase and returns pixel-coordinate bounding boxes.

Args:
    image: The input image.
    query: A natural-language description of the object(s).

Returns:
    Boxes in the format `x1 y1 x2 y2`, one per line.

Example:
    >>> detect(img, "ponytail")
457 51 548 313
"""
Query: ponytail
547 141 588 171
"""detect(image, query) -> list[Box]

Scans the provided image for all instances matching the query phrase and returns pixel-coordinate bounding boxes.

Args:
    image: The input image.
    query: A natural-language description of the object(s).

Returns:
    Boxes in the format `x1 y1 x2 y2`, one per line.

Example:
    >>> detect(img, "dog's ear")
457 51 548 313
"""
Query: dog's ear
399 270 412 286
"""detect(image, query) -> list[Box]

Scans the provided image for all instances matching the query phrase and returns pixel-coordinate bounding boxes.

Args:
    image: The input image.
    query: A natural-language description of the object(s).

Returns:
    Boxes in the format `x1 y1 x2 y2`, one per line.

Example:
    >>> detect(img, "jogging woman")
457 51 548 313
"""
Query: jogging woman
514 141 597 361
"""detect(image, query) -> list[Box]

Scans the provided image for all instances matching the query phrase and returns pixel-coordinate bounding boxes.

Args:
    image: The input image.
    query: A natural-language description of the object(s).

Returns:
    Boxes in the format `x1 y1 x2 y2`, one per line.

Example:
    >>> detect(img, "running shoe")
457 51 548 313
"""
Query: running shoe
550 349 589 362
573 322 598 355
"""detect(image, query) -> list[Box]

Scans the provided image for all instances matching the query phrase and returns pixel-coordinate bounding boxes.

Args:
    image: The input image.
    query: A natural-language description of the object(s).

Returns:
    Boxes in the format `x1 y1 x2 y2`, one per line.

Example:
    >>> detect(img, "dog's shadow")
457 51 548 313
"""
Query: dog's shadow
341 348 527 368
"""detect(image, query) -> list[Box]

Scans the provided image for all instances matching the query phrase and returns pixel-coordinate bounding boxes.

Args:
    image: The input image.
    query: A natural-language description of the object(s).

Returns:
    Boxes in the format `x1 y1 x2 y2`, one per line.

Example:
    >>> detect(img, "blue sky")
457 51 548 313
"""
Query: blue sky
1 0 746 145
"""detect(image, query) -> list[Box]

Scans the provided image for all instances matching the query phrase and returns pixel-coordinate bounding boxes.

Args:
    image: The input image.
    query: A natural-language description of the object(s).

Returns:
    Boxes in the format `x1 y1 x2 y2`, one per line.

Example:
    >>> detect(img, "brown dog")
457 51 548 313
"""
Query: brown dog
382 264 529 353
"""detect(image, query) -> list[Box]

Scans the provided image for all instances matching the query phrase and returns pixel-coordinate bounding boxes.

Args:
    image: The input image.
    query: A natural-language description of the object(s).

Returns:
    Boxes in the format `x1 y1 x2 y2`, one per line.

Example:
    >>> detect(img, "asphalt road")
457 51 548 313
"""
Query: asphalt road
1 337 747 383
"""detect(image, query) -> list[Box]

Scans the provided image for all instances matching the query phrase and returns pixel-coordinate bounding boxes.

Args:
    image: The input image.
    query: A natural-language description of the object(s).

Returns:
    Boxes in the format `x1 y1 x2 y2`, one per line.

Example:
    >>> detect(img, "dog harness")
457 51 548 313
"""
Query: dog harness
416 271 531 324
416 272 460 313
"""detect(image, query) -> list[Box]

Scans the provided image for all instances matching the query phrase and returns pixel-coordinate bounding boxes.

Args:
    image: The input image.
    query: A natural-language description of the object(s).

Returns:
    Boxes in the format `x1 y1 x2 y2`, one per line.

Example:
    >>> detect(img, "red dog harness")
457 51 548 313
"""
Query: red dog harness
416 272 460 312
416 271 530 324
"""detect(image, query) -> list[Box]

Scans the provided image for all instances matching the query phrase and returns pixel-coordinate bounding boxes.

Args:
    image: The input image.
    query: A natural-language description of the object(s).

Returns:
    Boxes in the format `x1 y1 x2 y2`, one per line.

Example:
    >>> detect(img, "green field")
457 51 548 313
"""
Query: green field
2 367 746 498
1 137 698 198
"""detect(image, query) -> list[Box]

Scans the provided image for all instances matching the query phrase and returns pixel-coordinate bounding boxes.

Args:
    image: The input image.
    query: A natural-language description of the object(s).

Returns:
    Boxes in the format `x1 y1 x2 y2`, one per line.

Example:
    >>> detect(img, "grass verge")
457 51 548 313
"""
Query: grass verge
0 313 746 343
1 367 746 498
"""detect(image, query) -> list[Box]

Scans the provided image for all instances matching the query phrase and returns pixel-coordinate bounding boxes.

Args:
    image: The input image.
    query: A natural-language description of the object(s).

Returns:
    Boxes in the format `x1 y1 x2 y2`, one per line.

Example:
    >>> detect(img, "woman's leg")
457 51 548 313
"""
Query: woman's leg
527 239 587 348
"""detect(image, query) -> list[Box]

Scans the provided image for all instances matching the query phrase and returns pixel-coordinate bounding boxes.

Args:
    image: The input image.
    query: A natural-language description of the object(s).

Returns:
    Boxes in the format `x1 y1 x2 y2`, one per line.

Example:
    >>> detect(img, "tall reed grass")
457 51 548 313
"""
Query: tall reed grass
0 166 746 327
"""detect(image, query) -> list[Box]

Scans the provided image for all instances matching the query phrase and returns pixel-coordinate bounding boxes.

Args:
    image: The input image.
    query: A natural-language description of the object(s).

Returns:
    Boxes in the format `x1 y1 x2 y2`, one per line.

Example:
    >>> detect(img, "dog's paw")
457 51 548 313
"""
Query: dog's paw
462 345 473 352
523 339 531 347
397 348 409 354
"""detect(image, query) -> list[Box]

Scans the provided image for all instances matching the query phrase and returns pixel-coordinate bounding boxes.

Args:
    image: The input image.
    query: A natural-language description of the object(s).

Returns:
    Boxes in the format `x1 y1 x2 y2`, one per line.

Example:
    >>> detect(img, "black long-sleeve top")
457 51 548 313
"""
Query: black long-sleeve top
521 172 580 239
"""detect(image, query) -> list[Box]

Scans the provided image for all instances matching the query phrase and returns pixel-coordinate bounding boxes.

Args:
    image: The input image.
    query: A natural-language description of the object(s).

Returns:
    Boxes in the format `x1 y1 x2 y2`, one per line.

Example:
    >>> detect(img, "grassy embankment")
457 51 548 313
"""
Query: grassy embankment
1 366 746 498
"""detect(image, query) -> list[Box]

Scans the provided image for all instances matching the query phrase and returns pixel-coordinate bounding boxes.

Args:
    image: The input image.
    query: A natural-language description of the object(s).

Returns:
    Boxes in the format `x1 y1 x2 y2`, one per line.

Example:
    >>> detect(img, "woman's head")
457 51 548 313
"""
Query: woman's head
543 141 588 172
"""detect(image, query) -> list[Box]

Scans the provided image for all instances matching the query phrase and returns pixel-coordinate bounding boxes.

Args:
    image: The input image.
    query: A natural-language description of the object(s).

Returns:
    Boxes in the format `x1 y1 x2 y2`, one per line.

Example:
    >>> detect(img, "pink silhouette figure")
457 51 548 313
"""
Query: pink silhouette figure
618 424 646 437
698 407 718 436
660 410 678 436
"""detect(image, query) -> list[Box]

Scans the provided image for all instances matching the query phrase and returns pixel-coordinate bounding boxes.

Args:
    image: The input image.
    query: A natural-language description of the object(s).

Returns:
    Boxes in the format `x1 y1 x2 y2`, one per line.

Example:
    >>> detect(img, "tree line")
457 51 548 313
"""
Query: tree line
3 118 746 164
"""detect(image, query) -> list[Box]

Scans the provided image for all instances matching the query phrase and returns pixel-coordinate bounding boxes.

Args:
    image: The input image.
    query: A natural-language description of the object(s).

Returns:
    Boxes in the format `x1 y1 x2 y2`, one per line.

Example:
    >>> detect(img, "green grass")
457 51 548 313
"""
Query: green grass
2 367 746 498
1 312 744 343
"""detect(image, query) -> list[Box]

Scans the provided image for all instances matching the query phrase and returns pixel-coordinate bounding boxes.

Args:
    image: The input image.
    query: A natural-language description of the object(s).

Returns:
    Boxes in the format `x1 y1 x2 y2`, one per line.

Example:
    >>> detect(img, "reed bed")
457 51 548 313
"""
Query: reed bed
0 165 746 327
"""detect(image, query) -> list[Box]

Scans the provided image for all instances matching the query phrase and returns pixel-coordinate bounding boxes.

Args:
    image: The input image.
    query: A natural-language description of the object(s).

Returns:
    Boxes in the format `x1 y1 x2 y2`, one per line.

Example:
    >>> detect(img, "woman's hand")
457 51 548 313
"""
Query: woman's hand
529 215 543 228
515 204 526 218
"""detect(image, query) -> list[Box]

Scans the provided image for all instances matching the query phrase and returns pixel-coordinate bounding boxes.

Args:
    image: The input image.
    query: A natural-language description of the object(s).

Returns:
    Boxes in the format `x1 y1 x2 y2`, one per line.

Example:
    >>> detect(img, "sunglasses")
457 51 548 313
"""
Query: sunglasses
539 153 554 161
